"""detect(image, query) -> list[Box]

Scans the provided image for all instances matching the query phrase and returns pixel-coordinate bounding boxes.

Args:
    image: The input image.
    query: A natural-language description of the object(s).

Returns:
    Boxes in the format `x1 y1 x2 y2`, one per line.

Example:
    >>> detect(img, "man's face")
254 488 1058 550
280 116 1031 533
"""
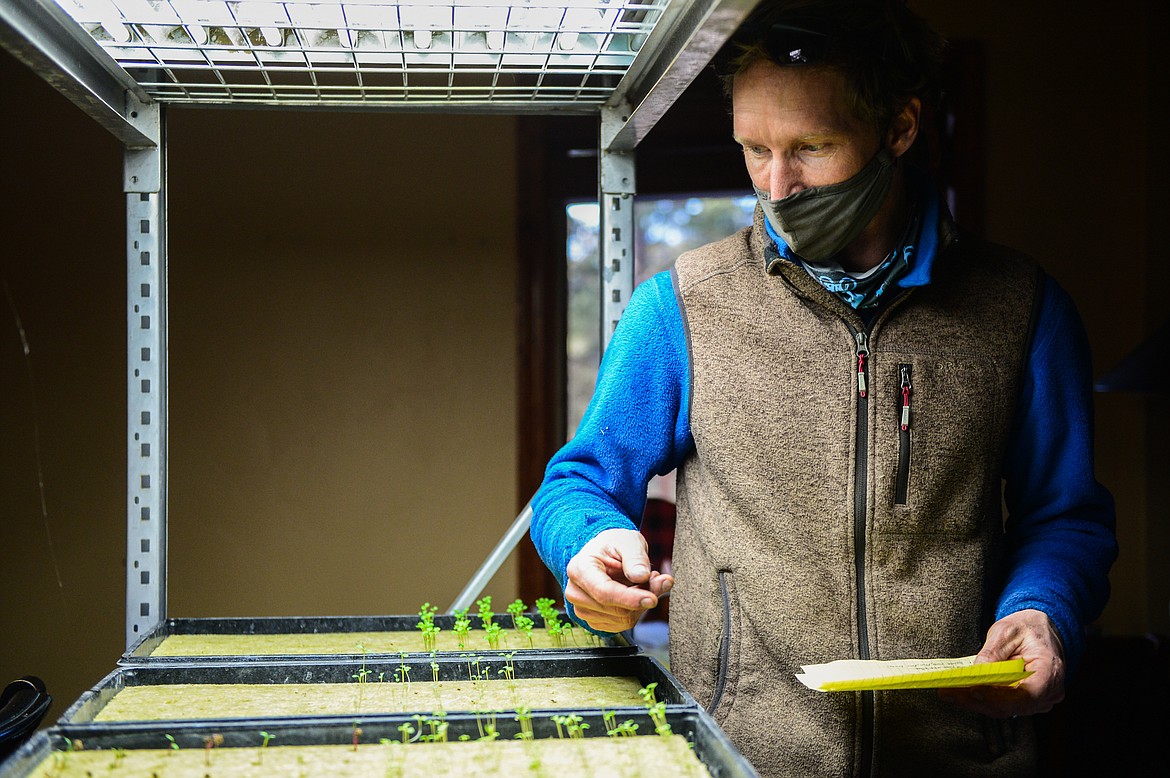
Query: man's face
732 59 882 201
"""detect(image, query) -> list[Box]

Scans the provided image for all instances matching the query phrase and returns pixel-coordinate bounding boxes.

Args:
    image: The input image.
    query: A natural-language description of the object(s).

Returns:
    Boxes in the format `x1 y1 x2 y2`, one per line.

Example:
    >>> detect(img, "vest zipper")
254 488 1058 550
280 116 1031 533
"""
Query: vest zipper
895 364 913 505
852 327 874 778
855 332 869 398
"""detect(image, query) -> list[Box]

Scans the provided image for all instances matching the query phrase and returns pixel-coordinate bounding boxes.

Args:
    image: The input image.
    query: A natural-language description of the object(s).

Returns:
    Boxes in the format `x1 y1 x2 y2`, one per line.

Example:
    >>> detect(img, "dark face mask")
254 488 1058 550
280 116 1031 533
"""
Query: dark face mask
755 148 895 263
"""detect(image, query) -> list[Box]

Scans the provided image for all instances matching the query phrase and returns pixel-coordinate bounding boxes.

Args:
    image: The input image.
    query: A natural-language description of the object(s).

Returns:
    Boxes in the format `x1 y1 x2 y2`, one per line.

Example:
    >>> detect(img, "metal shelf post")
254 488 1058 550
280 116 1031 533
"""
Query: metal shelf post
599 107 638 353
123 97 167 648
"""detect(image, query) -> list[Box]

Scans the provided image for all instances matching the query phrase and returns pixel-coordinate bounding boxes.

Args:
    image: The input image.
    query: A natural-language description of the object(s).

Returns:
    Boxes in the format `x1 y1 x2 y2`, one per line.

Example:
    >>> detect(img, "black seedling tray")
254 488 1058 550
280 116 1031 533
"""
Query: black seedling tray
1 708 758 777
122 614 635 665
62 654 693 726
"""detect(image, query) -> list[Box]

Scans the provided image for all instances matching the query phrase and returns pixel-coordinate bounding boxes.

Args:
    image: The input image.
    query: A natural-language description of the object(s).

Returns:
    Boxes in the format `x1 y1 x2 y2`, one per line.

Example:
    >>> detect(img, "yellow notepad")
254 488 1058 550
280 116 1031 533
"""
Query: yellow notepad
795 655 1031 692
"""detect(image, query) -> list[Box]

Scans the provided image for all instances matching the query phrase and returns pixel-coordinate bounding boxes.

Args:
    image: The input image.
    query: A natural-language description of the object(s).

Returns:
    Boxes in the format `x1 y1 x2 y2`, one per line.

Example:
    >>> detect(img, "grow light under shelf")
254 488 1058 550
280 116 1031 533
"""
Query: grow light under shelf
53 0 671 108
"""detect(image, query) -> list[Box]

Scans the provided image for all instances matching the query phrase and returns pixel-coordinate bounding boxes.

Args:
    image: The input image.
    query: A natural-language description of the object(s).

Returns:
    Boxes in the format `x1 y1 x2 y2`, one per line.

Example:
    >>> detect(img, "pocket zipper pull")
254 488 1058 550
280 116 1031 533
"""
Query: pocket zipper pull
900 365 912 430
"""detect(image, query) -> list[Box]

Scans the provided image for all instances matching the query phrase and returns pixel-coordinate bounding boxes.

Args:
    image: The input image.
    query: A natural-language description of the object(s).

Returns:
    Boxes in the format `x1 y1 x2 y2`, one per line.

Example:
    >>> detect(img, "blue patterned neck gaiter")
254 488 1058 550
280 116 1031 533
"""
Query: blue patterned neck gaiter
798 208 919 310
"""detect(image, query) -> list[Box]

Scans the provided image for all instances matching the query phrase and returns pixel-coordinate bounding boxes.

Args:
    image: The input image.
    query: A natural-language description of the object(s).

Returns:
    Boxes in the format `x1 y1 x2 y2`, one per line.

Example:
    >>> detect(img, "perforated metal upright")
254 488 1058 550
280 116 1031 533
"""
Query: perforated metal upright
0 0 759 633
123 98 168 647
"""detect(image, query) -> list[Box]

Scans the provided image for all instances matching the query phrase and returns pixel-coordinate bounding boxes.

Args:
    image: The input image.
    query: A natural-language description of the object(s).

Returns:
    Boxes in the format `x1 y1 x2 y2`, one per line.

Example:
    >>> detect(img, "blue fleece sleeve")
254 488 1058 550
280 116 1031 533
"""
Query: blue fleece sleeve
997 276 1118 672
530 271 693 605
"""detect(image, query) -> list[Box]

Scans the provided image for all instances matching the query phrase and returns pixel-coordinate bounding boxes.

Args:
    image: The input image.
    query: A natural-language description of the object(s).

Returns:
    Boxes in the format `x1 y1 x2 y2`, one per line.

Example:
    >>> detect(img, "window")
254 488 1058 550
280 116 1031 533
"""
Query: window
565 194 756 435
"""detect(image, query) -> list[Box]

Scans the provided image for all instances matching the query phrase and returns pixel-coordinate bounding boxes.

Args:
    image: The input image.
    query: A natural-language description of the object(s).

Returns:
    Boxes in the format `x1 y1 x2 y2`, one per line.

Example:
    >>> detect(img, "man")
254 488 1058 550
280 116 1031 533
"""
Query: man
530 1 1117 774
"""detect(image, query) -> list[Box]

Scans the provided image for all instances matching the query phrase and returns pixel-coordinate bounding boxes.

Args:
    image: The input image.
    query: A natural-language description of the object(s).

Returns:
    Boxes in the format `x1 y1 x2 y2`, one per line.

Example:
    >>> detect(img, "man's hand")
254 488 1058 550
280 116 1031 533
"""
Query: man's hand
939 609 1066 718
564 528 674 633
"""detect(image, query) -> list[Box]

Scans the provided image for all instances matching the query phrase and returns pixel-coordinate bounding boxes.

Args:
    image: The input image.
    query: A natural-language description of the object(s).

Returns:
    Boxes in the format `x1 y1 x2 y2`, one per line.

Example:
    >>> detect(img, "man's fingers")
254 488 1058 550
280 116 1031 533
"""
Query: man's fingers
941 609 1066 718
939 682 1061 719
612 532 652 584
562 528 667 632
567 560 657 611
649 572 674 597
567 528 661 610
570 602 639 633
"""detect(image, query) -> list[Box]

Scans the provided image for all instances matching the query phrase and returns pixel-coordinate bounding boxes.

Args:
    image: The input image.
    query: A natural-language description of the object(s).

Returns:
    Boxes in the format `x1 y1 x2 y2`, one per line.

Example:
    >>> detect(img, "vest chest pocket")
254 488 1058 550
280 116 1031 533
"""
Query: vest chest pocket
877 355 1003 535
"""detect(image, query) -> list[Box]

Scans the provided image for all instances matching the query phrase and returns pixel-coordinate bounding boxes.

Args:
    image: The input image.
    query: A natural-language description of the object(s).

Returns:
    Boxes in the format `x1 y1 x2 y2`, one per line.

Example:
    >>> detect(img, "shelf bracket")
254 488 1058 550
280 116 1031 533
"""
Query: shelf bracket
0 0 156 148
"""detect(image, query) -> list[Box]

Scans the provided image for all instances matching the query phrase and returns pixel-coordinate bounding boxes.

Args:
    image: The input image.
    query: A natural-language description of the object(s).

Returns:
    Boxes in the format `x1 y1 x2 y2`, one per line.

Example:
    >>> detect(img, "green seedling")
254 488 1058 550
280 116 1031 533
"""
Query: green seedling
417 602 441 651
616 720 640 737
562 618 579 646
430 659 440 683
353 656 372 713
638 682 672 736
546 618 566 648
552 714 588 739
562 713 588 739
453 608 472 649
420 714 449 743
514 614 535 648
649 701 672 736
254 730 274 765
475 710 498 740
506 598 527 629
484 621 502 649
397 721 416 745
502 652 517 684
417 601 438 627
514 706 534 741
420 621 441 652
476 596 495 630
108 747 127 769
164 733 179 754
534 597 557 623
604 711 640 738
356 642 368 673
353 643 372 711
395 651 412 695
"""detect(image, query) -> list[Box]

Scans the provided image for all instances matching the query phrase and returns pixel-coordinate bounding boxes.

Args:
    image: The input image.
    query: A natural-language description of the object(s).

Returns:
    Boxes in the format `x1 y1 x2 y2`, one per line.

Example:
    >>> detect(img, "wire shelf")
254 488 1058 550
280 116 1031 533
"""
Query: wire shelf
53 0 672 108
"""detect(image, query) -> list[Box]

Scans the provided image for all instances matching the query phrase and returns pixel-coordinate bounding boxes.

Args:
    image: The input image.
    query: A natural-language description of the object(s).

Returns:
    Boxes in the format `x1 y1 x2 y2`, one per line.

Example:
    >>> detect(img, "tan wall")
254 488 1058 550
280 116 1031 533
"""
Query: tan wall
1 50 518 725
163 106 519 619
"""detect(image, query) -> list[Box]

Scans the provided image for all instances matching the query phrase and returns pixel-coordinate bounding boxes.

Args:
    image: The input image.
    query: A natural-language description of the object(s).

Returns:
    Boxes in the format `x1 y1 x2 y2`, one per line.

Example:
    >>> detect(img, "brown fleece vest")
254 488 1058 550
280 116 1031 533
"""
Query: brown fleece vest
670 211 1039 777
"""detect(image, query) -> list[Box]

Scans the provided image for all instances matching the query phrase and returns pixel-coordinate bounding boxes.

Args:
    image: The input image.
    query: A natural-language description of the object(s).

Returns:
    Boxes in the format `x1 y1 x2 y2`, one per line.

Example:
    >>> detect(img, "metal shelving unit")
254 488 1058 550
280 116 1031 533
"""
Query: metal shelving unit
0 0 758 648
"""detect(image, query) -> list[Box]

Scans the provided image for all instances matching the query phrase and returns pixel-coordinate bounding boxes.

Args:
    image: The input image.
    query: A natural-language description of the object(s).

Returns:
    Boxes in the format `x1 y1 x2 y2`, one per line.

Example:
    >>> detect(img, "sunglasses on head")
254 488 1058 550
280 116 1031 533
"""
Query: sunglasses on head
760 20 836 65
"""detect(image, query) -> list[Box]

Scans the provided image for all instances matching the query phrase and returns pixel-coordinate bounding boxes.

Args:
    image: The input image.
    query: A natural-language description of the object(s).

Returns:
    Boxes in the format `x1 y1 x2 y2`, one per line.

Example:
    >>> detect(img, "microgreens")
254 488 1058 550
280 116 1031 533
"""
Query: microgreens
506 598 527 629
476 596 495 630
453 608 472 649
